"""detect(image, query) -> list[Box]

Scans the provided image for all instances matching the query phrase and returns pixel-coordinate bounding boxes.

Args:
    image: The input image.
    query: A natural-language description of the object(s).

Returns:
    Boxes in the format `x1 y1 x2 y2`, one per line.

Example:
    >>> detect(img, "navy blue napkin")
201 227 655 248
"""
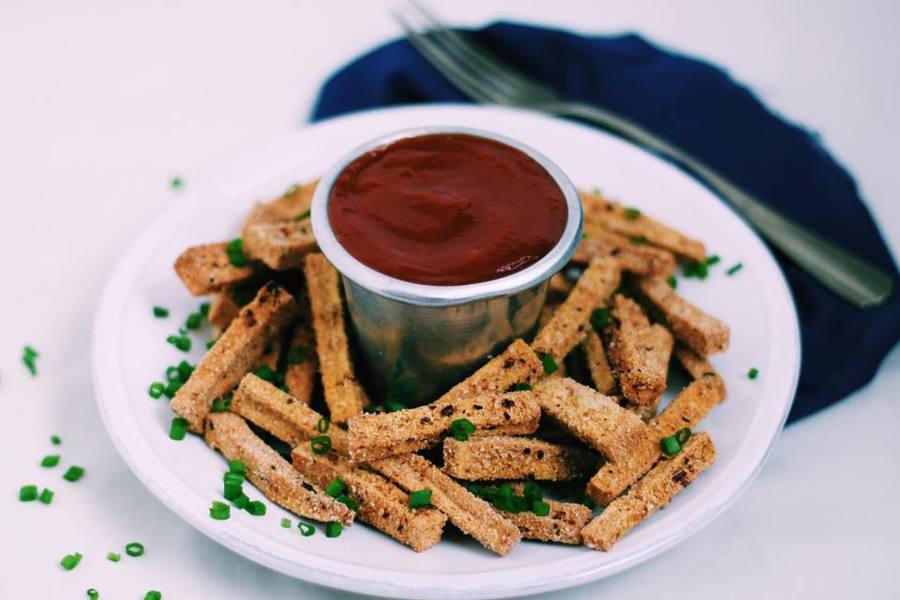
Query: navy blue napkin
312 22 899 422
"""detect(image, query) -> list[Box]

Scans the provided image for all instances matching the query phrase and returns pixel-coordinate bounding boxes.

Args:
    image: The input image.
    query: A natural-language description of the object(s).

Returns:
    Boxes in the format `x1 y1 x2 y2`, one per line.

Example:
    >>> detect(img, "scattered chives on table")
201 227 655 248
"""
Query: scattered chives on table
39 488 54 505
325 521 343 538
125 542 145 557
106 552 121 562
60 552 83 571
41 455 61 468
63 466 85 482
19 485 38 501
169 418 189 441
210 501 230 520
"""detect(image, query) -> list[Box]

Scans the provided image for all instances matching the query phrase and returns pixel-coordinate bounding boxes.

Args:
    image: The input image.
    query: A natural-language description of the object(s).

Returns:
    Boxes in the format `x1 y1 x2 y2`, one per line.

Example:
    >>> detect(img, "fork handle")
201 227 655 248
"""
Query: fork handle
546 101 894 309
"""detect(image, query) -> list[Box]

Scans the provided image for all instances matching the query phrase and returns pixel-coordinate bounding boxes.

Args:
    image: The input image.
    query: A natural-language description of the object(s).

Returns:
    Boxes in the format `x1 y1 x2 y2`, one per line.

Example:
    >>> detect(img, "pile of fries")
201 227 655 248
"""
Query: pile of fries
168 182 730 555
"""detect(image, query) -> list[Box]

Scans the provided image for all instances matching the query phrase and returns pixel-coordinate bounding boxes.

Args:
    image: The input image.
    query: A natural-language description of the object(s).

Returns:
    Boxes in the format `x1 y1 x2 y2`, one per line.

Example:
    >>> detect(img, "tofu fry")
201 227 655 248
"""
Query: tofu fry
242 180 317 238
532 257 621 363
171 283 299 433
674 343 719 380
580 190 706 262
502 484 593 545
371 453 521 556
581 330 616 394
347 392 541 463
573 223 676 276
581 432 716 551
205 412 353 525
548 272 574 299
284 305 317 405
304 253 369 423
174 242 260 296
255 336 281 371
607 294 674 406
439 339 543 402
535 377 650 464
208 292 241 334
244 218 317 270
442 436 600 481
637 275 730 355
291 444 447 552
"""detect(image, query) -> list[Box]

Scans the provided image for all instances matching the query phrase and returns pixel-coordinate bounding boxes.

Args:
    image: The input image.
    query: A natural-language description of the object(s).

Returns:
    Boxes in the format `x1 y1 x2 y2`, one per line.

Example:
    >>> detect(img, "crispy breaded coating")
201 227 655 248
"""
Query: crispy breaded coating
244 218 317 271
303 253 369 423
291 444 447 551
535 377 650 464
171 283 299 433
255 336 281 371
572 223 677 276
442 436 600 481
230 373 348 454
532 257 620 363
284 304 317 405
582 432 716 550
548 272 574 299
205 412 353 524
586 375 725 505
637 276 730 356
674 343 719 380
242 180 317 239
208 292 241 333
538 306 566 379
502 484 593 545
607 295 673 406
347 392 540 463
580 190 706 262
371 453 521 556
581 330 616 394
174 242 259 296
439 339 543 403
624 401 658 423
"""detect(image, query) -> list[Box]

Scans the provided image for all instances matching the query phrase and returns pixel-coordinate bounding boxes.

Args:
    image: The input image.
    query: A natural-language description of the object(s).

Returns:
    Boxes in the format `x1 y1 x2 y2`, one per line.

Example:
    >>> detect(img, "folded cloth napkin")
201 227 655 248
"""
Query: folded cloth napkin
312 22 899 422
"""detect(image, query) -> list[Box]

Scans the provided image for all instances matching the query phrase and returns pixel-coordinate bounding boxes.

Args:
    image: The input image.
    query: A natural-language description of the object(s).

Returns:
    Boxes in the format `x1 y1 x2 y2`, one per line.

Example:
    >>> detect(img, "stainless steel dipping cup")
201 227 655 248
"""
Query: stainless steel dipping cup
310 126 583 405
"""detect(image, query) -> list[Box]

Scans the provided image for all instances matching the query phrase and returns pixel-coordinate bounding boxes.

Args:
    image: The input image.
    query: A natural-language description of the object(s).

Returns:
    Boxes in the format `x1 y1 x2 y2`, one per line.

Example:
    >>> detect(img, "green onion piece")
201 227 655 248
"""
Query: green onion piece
254 364 276 382
125 542 145 557
232 493 250 509
106 552 120 562
297 521 316 537
675 427 692 445
87 588 100 599
623 207 641 220
281 518 291 529
185 313 202 330
199 302 210 317
51 435 61 445
206 339 216 350
310 435 331 454
294 209 311 221
589 307 610 332
41 455 61 468
540 353 559 375
325 521 342 538
286 345 307 365
153 306 169 318
19 484 38 501
666 275 677 289
211 396 232 412
223 472 245 487
177 360 193 381
60 552 82 571
660 436 681 457
338 495 359 511
531 500 551 517
324 478 346 498
171 175 183 189
748 367 759 380
629 235 648 245
510 382 532 391
39 488 54 504
408 489 432 509
705 255 721 266
683 260 709 280
63 466 85 482
22 345 39 376
522 481 542 502
166 335 191 352
246 500 267 516
148 382 165 399
449 418 475 442
163 379 182 399
226 238 248 267
210 500 230 520
144 591 162 600
165 366 181 382
228 459 245 475
223 483 243 501
581 232 588 241
726 262 744 276
316 416 330 433
385 400 406 412
169 418 189 441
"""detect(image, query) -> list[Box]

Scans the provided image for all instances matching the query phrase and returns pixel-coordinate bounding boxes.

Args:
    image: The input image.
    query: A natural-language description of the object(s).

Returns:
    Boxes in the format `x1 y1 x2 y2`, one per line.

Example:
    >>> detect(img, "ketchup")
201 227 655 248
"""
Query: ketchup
328 133 567 286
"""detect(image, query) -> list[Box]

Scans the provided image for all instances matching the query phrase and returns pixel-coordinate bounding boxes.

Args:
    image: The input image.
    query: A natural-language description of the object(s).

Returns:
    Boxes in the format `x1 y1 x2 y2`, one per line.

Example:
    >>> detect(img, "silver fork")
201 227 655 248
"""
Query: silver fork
393 1 895 309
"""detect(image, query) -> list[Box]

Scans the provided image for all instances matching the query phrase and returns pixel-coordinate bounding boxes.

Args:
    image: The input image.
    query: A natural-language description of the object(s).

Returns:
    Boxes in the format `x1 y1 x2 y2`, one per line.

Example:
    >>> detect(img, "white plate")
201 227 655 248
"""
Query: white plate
92 104 800 599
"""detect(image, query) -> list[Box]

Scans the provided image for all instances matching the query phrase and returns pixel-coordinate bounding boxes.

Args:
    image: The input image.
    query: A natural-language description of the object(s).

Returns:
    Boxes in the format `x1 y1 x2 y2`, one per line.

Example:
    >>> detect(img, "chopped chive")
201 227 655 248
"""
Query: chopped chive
748 368 759 380
666 275 677 289
408 489 432 509
60 552 82 571
705 255 721 266
510 382 532 391
531 500 551 517
232 493 250 509
228 459 245 475
226 238 248 267
325 521 342 538
385 400 406 412
311 435 331 454
522 481 542 502
449 418 476 442
589 307 610 332
316 416 330 433
177 360 193 381
125 542 145 557
210 501 230 520
206 339 216 350
629 235 648 245
682 260 709 280
675 427 692 445
254 364 277 383
152 306 169 318
211 396 232 412
163 379 182 399
63 466 85 482
148 382 165 399
165 366 181 382
166 334 191 352
19 484 38 501
51 435 61 445
22 345 39 376
247 500 266 516
324 478 346 498
540 353 559 375
294 209 311 221
169 418 189 441
223 472 244 486
623 207 641 220
726 262 744 276
200 302 210 317
185 313 203 330
41 455 61 468
297 520 316 536
581 232 588 241
87 588 100 599
660 435 681 457
144 591 162 600
39 488 54 504
223 483 243 501
171 175 184 189
106 552 120 562
286 345 307 365
281 518 291 528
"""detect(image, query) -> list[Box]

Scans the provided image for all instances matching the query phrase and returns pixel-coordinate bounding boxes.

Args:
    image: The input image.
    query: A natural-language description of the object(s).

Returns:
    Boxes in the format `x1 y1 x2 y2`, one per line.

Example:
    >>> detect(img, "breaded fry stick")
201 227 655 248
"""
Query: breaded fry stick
291 444 447 552
538 306 566 379
205 412 353 524
580 190 706 262
174 242 260 296
171 283 298 432
607 294 673 406
581 330 616 394
304 253 369 423
586 375 725 504
548 272 574 298
230 373 348 454
573 224 676 276
347 392 540 463
371 453 521 556
284 306 317 405
532 257 620 363
501 484 593 545
637 275 730 355
674 343 719 380
535 377 650 464
439 339 543 402
582 432 716 550
208 292 241 333
242 180 317 239
442 436 599 481
255 336 281 371
244 218 317 271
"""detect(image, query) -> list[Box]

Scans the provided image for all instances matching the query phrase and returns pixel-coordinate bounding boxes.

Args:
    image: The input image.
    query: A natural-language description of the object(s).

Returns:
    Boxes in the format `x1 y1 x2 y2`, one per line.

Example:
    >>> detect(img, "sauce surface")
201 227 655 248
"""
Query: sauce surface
328 133 567 286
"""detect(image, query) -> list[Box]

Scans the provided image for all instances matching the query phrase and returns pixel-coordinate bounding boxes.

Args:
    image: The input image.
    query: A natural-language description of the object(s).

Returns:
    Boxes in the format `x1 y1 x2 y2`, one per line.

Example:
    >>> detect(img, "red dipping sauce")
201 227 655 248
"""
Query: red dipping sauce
328 133 567 286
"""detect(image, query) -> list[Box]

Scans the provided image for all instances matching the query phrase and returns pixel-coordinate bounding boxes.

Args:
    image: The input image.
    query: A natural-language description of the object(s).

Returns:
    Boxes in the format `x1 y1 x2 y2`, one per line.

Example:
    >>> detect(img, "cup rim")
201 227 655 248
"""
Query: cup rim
310 126 584 307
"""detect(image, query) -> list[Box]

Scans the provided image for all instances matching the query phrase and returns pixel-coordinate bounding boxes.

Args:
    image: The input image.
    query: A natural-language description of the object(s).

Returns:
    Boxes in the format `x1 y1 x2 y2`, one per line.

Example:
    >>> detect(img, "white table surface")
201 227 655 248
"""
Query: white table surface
1 1 898 598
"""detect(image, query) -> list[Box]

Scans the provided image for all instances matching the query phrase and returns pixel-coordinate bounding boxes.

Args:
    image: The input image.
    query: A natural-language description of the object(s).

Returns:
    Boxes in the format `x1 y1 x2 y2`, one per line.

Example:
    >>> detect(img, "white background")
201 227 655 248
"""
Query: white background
1 1 898 598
